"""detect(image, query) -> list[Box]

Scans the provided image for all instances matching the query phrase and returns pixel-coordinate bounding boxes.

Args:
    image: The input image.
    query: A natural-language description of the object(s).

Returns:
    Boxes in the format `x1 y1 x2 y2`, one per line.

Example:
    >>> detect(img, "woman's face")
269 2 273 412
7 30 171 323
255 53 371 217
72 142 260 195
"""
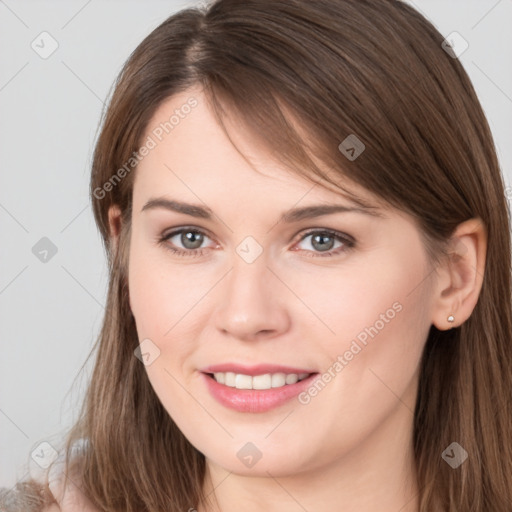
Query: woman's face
127 85 437 477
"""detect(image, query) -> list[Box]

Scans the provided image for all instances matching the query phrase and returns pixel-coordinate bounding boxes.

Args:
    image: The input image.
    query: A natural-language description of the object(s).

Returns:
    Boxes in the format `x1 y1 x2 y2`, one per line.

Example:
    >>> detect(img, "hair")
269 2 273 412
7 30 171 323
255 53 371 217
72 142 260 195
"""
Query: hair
3 0 511 510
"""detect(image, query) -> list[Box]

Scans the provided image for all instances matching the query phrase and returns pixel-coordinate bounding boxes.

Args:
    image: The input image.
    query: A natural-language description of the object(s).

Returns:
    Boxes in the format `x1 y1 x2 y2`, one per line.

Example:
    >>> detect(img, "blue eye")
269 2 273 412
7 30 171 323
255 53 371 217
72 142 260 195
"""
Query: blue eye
158 227 355 258
158 228 215 258
294 229 355 257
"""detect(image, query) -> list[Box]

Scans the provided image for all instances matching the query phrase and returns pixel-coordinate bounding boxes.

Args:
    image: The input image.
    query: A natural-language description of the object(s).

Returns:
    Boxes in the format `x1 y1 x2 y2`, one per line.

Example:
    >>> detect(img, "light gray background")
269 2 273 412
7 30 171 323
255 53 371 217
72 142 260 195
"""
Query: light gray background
1 0 511 488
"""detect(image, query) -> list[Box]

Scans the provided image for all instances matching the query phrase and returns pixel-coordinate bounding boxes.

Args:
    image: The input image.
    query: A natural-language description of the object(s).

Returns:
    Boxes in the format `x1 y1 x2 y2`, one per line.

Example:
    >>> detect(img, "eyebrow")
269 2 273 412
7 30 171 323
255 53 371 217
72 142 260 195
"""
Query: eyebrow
141 196 386 222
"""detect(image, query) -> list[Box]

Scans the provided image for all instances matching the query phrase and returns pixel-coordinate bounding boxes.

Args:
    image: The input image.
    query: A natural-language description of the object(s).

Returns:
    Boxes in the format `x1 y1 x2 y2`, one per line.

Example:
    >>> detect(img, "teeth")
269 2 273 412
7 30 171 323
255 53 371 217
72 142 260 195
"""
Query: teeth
253 374 272 389
212 372 310 390
235 374 252 389
224 372 236 387
271 373 286 388
285 374 299 385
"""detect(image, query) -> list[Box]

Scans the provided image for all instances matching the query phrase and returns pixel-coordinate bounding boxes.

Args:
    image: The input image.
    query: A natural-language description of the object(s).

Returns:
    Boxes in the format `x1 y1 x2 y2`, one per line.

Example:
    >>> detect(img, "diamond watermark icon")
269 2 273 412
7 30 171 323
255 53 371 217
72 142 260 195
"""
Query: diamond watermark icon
31 31 59 59
236 236 263 264
236 442 263 468
134 338 161 366
441 32 469 59
32 237 58 263
338 134 365 161
441 441 468 468
31 441 59 469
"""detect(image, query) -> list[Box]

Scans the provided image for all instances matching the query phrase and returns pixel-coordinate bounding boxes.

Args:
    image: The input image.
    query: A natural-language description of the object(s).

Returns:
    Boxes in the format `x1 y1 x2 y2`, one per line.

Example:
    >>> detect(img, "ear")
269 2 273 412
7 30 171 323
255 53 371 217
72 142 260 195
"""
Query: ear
431 217 487 330
107 204 122 251
107 204 134 314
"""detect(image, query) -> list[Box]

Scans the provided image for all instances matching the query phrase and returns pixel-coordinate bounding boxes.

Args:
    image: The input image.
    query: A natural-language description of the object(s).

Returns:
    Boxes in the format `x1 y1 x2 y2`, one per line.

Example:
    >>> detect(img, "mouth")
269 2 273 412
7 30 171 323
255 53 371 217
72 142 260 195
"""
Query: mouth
200 364 319 413
205 371 312 390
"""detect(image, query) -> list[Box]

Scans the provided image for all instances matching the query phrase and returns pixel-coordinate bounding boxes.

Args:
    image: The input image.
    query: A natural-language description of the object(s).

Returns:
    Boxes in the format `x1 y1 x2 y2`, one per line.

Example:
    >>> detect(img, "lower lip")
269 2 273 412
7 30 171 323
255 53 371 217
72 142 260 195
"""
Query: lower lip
202 372 319 413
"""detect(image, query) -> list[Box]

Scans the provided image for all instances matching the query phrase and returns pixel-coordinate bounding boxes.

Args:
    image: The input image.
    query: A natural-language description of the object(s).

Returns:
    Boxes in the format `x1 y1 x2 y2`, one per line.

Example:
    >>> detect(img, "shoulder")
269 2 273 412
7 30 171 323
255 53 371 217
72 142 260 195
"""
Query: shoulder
0 439 99 512
0 480 56 512
0 475 98 512
45 445 100 512
42 438 99 512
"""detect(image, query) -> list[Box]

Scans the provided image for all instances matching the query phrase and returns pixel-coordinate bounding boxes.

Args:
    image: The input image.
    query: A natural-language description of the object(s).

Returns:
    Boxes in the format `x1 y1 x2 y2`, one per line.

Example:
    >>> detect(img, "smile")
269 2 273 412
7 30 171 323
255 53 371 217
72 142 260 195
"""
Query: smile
210 372 311 390
200 365 320 413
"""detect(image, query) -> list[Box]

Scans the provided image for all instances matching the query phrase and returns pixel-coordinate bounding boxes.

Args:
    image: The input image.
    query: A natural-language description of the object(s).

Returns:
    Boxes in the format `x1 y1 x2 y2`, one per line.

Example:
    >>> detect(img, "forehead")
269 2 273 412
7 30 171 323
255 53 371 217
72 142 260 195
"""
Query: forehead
133 87 384 212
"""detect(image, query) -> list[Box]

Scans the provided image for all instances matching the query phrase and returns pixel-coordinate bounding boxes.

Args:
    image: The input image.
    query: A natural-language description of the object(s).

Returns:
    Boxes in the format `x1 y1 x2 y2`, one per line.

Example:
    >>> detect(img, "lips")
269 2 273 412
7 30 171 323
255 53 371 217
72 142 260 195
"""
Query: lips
200 363 319 413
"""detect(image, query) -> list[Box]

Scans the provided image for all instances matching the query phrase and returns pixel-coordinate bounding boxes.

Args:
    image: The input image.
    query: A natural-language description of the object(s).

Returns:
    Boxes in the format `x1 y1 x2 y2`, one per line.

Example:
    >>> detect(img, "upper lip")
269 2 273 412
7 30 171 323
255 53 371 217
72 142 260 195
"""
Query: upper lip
200 364 317 376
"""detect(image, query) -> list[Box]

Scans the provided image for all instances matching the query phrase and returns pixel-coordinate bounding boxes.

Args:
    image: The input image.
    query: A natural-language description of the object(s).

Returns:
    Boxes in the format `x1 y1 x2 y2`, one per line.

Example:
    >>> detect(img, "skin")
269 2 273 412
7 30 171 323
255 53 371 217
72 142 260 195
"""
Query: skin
105 85 486 512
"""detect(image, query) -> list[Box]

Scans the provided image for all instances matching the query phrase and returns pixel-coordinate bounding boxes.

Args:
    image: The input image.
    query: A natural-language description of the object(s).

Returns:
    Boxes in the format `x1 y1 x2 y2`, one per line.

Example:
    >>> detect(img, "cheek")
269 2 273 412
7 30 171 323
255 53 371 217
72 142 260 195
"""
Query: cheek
128 243 201 418
281 244 431 358
128 239 215 377
312 247 432 411
128 238 192 339
285 245 430 395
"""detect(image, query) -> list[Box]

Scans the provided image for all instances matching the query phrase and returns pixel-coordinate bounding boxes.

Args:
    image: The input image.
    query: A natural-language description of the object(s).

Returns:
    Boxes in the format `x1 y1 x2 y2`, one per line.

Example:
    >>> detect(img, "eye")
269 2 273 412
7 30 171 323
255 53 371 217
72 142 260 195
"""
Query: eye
292 228 355 258
158 227 215 257
157 227 356 258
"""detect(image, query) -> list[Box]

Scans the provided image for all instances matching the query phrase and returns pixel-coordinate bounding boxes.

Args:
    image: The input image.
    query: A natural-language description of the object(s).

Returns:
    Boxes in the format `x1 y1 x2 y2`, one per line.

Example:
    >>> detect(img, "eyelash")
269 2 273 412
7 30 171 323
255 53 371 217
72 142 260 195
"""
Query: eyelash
157 226 356 258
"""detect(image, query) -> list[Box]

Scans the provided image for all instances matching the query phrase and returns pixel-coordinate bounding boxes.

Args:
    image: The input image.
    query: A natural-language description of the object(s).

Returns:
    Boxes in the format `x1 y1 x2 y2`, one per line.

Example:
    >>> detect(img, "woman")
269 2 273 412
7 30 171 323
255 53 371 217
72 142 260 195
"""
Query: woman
2 0 511 510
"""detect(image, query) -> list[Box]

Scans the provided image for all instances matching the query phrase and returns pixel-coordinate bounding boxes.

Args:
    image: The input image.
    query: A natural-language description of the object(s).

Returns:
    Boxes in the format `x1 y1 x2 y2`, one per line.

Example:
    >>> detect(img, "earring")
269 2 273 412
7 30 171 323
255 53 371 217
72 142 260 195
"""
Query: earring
447 315 455 323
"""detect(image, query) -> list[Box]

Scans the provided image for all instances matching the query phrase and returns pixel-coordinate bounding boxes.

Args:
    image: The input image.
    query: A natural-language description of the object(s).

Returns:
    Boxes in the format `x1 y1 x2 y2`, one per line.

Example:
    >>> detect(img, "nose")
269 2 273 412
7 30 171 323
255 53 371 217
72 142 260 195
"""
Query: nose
213 253 291 342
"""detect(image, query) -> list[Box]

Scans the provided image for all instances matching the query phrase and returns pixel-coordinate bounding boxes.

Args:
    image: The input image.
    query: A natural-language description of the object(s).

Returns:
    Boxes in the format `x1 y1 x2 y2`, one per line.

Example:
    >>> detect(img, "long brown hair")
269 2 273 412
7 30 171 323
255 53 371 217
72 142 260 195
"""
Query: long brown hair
6 0 512 510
